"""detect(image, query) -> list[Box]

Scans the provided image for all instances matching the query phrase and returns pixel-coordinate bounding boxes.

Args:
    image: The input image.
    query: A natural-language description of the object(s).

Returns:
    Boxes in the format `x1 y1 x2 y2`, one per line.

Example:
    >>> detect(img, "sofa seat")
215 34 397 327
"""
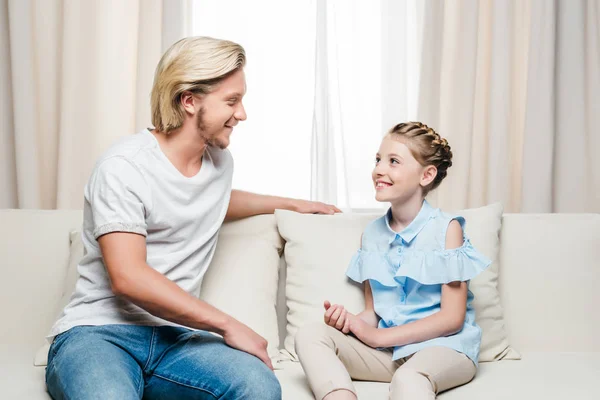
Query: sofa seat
275 352 600 399
0 344 47 399
3 351 599 399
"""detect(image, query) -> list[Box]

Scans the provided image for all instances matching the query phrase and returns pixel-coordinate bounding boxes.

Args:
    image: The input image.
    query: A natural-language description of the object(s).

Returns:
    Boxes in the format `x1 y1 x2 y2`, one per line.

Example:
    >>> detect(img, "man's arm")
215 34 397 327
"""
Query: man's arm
98 231 273 369
225 189 341 221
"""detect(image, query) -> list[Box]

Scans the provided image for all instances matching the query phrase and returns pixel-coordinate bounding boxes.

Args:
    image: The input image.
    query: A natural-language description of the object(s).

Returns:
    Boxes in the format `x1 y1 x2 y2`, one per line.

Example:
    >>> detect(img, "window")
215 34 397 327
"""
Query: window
193 1 420 209
193 1 316 200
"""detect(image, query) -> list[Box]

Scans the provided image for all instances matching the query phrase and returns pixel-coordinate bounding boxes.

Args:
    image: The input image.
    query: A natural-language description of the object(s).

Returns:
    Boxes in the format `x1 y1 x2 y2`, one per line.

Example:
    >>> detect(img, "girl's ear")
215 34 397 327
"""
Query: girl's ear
420 165 437 187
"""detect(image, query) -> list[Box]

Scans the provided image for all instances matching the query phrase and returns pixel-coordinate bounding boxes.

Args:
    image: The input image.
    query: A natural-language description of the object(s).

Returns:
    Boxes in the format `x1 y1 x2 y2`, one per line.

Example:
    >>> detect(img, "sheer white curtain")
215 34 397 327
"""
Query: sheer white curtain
0 0 192 209
193 0 420 209
312 0 421 210
193 1 316 201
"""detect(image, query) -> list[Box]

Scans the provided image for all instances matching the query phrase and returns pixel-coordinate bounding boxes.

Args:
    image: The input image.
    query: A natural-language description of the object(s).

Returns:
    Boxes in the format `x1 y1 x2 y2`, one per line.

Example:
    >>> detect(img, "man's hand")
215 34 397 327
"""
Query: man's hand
324 300 355 333
222 319 273 370
291 199 342 215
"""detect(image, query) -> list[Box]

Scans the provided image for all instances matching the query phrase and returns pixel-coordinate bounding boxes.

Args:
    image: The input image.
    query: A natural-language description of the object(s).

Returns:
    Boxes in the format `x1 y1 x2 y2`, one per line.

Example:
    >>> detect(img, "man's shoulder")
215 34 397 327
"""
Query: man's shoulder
97 130 155 163
88 130 155 185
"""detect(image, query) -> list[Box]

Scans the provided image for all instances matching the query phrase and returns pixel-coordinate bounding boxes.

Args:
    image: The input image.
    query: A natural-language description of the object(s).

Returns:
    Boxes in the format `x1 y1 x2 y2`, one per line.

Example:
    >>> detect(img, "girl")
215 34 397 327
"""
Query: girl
295 122 491 400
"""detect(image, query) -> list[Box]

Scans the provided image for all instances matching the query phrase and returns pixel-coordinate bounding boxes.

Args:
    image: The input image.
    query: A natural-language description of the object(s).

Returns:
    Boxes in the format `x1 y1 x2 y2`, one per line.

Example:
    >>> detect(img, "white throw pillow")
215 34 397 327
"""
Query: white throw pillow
35 215 284 366
199 214 284 362
276 203 520 362
460 204 520 361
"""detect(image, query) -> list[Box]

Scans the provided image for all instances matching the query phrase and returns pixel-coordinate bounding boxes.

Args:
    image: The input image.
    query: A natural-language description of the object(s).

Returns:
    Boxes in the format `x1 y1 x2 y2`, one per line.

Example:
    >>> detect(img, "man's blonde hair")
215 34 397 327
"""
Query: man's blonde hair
151 36 246 133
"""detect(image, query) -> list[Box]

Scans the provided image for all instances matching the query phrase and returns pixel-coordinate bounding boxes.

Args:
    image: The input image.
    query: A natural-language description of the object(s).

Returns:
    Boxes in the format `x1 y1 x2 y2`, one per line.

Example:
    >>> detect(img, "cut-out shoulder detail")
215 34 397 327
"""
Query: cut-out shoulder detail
445 219 464 250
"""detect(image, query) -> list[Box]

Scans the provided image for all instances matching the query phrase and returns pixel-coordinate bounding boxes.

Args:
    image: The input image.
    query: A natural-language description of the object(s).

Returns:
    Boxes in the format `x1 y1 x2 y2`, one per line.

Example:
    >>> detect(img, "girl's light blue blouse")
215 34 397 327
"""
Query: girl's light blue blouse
346 200 491 365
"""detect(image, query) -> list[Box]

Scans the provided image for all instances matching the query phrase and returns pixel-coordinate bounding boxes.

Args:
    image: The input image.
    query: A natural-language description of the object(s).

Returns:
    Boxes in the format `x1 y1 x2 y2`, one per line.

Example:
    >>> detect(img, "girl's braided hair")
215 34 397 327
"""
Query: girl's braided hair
388 122 453 195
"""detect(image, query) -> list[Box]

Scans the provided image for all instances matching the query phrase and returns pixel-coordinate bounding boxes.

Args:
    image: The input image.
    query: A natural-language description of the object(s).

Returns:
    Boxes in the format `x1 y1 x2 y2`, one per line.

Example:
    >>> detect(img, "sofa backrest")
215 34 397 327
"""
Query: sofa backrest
1 209 598 354
498 213 600 352
0 209 82 347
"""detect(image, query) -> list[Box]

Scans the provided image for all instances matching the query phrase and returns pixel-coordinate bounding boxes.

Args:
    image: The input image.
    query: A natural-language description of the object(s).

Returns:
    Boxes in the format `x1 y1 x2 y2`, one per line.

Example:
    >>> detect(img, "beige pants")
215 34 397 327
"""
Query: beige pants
295 323 476 400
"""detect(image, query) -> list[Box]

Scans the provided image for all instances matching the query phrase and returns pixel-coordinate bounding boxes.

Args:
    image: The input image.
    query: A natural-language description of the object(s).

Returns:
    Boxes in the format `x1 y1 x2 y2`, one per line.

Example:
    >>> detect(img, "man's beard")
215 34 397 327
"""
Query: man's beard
196 107 227 150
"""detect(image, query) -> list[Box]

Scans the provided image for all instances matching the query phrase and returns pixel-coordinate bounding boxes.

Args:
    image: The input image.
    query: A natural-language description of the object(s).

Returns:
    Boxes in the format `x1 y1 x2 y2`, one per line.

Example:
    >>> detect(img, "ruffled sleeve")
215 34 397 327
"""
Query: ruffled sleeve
395 239 491 285
346 249 398 287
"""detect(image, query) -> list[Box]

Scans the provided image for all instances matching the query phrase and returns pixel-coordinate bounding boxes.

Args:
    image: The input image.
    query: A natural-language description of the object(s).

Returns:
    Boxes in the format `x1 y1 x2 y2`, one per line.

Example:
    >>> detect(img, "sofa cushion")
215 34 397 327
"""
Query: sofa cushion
35 214 284 366
275 352 599 399
5 351 598 399
0 345 49 400
275 203 519 362
0 209 82 348
498 214 600 353
276 211 375 360
34 230 82 366
199 214 284 361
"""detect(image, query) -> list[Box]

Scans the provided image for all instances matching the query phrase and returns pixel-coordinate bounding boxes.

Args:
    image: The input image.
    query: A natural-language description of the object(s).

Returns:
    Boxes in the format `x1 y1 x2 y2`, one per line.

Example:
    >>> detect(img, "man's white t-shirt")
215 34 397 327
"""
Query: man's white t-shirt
48 129 233 339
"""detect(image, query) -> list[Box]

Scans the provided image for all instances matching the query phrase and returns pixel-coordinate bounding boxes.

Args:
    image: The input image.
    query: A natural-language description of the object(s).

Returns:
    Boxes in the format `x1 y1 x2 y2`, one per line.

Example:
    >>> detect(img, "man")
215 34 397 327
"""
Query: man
46 36 339 399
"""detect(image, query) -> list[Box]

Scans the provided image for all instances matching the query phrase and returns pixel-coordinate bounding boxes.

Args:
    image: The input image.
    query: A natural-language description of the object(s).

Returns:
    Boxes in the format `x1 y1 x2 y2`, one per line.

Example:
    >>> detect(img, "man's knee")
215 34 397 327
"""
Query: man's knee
253 369 282 400
232 362 282 400
294 322 337 356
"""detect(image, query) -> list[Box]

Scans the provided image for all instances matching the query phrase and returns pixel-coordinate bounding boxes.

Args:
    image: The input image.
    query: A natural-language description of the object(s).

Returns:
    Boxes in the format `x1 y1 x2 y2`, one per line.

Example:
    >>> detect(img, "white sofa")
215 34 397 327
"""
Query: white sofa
0 208 599 399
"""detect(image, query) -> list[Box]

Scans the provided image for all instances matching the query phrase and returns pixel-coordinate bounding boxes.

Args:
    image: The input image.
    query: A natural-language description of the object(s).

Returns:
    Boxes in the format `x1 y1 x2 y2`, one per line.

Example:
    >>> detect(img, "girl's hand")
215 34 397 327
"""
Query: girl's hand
348 315 381 348
323 300 353 331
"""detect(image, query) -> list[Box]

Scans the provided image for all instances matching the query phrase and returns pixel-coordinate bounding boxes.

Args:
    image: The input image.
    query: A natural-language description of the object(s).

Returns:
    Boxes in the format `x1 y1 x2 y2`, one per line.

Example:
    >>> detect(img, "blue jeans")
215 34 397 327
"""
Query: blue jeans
45 325 281 400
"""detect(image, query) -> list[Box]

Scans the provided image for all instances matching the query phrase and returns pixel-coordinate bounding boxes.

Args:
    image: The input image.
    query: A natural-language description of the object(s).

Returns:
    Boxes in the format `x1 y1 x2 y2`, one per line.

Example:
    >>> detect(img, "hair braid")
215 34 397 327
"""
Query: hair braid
388 122 453 194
